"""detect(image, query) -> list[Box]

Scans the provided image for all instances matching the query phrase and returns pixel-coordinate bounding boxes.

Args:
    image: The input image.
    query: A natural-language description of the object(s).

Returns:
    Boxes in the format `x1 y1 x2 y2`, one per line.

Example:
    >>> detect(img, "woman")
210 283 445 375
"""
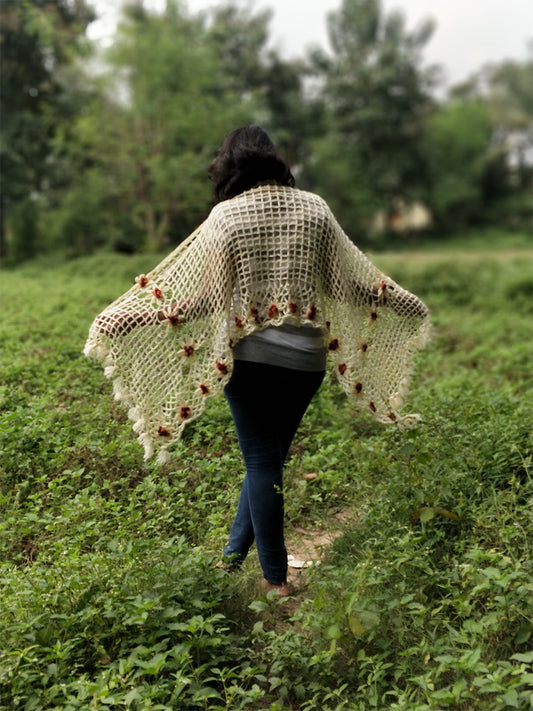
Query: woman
85 125 430 596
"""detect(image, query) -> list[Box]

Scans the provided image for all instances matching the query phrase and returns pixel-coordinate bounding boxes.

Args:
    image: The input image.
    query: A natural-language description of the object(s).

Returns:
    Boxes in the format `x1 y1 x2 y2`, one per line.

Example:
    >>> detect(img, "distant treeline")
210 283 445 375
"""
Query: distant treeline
1 0 531 262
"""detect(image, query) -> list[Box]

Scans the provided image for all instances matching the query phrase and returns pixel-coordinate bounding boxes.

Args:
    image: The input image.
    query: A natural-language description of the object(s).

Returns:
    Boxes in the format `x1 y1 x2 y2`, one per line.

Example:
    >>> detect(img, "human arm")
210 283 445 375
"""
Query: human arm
94 304 182 337
95 252 232 338
366 280 429 318
321 206 428 320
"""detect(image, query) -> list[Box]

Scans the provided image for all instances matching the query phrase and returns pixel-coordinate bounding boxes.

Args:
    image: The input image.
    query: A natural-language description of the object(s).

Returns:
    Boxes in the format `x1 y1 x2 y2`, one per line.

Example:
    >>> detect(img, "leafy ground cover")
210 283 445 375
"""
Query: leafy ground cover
1 233 532 710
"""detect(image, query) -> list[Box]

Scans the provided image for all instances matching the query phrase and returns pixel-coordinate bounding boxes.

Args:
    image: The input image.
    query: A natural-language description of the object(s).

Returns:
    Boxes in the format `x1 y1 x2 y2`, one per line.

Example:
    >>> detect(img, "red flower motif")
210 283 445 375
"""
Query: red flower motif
180 406 191 419
387 412 397 421
166 313 181 326
268 304 279 319
152 286 163 299
250 306 260 322
289 301 298 314
158 426 171 437
338 363 347 375
361 343 368 352
183 344 194 357
136 274 149 288
199 383 209 395
306 305 317 320
370 311 378 321
354 382 363 394
369 401 377 412
235 317 244 329
216 362 228 375
328 338 339 351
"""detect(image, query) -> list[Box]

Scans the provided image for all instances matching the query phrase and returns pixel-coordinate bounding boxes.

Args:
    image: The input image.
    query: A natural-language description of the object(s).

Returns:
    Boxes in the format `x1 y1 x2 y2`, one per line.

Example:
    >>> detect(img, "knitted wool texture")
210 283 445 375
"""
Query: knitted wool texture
85 185 431 463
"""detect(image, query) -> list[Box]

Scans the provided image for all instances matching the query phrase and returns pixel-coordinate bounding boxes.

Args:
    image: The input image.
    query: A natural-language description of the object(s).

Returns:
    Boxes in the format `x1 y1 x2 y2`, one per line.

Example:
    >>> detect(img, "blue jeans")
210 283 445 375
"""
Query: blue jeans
223 360 325 585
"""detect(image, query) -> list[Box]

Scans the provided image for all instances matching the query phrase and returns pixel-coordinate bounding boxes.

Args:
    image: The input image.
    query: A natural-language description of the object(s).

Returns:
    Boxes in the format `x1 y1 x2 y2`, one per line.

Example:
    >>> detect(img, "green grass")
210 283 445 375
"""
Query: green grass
1 235 532 710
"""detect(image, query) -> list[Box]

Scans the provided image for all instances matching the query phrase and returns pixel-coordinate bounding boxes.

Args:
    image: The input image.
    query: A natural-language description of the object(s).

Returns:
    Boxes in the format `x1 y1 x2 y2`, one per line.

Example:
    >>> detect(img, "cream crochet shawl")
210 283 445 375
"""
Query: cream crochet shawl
85 185 430 463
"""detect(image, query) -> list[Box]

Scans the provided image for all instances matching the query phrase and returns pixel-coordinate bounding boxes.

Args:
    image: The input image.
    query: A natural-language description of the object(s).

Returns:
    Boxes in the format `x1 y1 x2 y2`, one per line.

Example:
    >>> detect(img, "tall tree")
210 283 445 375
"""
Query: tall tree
0 0 94 261
204 1 272 97
452 57 533 189
304 0 437 238
447 55 533 228
62 0 257 252
204 2 314 169
422 101 494 228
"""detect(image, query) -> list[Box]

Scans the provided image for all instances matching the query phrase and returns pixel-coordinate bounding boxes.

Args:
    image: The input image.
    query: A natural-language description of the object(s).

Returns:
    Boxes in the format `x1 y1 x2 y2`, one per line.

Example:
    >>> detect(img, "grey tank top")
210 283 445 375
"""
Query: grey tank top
232 323 327 372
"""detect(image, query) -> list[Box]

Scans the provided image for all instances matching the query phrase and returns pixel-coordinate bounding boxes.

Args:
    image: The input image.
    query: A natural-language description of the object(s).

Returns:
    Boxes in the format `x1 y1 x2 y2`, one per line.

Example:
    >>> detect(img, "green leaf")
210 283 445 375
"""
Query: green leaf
511 651 533 663
249 600 269 613
502 689 519 707
348 616 367 636
326 623 342 640
420 507 435 523
349 610 380 636
482 567 502 579
399 442 415 459
514 625 532 645
124 689 142 705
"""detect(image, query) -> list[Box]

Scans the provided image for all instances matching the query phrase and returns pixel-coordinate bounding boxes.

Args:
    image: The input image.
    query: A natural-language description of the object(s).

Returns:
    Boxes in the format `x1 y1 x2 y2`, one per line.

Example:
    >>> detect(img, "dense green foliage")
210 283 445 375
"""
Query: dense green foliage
302 0 435 230
1 233 532 709
1 0 531 262
0 0 95 260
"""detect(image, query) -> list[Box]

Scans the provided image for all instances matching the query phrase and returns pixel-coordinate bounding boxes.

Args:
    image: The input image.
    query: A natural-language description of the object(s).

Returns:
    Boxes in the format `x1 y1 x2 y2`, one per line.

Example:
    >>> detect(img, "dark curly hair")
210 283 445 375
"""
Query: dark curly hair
208 125 295 204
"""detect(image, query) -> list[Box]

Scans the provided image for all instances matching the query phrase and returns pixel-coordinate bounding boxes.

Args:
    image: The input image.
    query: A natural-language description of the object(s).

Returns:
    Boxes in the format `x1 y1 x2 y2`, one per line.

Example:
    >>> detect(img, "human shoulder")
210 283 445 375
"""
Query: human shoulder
261 184 330 210
207 185 334 230
275 185 336 220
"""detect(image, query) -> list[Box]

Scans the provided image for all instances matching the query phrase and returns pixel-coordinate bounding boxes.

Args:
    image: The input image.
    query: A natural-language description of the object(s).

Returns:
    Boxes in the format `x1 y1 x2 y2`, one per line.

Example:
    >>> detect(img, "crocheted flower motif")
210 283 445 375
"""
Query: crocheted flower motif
377 280 388 297
356 335 370 353
215 361 229 376
162 306 184 327
179 338 196 360
306 304 317 321
135 274 149 288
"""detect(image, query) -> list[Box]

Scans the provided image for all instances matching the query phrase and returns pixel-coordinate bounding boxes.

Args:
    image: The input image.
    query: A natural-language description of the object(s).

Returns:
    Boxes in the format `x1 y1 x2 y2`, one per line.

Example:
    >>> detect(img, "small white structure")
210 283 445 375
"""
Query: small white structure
372 201 433 234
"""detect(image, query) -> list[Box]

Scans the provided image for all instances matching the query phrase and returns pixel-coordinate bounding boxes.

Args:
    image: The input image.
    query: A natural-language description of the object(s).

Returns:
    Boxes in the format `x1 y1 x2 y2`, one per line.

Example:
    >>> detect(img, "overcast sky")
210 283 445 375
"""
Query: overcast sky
88 0 533 88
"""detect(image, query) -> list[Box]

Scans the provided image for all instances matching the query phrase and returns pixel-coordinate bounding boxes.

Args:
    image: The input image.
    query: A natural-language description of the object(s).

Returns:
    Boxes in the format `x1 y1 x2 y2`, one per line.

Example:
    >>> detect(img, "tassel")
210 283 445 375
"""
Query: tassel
132 418 146 434
157 448 171 465
128 407 140 421
395 413 422 430
112 380 126 401
139 434 154 459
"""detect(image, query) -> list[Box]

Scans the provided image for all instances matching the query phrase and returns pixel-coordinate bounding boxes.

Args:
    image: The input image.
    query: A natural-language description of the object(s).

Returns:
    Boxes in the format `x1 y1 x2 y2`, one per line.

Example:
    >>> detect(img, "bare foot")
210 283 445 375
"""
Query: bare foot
260 578 290 597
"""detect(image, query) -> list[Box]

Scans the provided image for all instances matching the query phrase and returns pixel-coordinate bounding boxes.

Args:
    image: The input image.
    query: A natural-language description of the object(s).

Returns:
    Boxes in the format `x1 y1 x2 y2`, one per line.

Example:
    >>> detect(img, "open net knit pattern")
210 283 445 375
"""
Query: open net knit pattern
85 185 431 464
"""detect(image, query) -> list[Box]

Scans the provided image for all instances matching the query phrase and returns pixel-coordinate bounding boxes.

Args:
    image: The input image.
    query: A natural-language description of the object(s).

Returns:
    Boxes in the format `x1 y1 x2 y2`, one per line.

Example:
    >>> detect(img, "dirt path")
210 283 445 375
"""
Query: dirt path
285 509 355 591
